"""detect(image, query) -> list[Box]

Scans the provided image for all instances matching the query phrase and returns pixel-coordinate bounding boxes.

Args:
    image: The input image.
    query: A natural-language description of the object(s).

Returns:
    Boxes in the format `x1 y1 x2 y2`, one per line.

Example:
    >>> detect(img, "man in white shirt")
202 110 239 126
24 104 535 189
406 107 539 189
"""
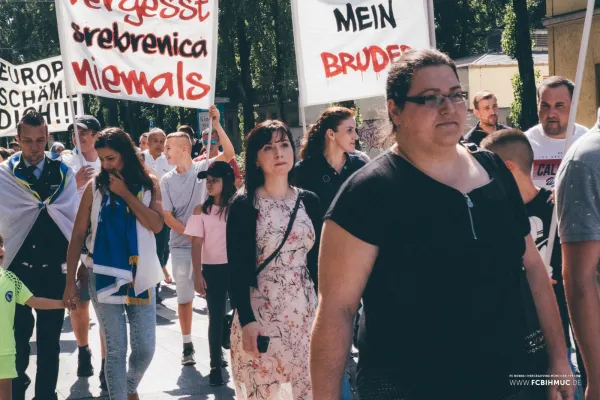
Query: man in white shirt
139 132 149 152
143 128 174 180
61 115 102 381
525 76 588 189
142 128 174 302
62 116 102 196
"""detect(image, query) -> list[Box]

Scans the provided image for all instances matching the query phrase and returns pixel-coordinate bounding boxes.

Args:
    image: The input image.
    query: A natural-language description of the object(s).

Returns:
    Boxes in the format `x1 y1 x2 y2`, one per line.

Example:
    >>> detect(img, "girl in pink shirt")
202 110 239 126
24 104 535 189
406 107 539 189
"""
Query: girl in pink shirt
184 161 236 386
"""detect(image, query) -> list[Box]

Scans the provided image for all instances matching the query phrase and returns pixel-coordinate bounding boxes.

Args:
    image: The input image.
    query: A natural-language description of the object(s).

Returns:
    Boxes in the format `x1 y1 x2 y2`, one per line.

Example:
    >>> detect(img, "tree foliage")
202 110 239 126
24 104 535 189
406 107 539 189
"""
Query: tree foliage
502 0 542 130
509 69 542 129
501 0 545 58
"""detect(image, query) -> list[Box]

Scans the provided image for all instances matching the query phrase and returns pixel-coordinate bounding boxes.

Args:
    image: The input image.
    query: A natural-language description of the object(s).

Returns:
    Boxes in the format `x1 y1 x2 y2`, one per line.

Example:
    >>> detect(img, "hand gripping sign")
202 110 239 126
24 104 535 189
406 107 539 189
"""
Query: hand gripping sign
55 0 219 108
291 0 432 106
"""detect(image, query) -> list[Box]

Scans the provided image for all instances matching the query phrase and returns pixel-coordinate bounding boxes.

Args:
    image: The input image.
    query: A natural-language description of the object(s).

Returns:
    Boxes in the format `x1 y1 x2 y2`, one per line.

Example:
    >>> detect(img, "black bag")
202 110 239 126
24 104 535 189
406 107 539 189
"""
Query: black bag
222 191 303 350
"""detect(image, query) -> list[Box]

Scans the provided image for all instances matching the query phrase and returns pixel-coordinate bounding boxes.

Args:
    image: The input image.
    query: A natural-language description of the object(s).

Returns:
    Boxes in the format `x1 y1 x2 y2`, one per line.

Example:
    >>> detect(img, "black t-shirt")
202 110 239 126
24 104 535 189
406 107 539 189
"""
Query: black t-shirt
464 122 510 146
191 139 203 159
293 153 366 212
525 187 571 349
326 149 535 399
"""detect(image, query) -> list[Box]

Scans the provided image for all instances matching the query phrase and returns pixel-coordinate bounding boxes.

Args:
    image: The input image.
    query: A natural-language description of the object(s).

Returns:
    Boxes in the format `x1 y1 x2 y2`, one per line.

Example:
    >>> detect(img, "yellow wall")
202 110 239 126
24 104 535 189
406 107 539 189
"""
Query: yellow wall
550 18 600 128
548 0 588 16
467 64 549 109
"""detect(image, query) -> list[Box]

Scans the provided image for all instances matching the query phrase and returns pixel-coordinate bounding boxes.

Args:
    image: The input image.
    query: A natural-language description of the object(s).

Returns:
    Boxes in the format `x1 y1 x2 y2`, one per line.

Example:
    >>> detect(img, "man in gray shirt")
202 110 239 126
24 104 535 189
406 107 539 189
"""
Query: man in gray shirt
160 106 235 366
556 110 599 397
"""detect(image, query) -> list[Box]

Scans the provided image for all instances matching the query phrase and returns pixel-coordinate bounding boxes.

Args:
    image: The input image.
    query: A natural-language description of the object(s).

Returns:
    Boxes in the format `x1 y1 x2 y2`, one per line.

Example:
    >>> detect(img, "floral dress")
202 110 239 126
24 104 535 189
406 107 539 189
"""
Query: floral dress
230 191 318 399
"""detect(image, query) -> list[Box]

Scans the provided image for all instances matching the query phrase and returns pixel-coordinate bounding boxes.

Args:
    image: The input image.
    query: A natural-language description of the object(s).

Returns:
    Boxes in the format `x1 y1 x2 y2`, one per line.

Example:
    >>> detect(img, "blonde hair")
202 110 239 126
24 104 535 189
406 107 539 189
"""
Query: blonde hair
167 131 193 148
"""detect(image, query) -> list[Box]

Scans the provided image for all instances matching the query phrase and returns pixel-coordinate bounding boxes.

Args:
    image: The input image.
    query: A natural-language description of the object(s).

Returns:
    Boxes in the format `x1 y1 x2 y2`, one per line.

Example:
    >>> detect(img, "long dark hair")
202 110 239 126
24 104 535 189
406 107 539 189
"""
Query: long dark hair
244 120 296 206
202 171 236 220
95 127 154 194
299 107 354 160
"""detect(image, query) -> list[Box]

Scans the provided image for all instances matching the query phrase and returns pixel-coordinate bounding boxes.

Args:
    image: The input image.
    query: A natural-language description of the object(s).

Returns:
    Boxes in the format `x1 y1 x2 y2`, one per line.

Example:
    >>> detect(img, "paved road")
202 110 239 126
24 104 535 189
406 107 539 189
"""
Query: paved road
23 262 357 399
24 278 237 399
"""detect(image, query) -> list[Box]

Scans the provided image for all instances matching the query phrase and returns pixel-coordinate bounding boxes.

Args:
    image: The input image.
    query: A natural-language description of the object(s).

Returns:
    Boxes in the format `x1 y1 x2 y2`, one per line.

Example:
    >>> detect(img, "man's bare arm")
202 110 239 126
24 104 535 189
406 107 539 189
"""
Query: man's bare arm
310 221 377 399
522 235 569 363
563 241 600 393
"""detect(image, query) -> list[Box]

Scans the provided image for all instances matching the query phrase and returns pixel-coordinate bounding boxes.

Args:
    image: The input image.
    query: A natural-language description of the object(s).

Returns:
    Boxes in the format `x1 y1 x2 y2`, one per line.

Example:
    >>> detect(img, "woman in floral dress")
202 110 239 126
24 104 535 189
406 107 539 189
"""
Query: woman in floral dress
227 120 322 399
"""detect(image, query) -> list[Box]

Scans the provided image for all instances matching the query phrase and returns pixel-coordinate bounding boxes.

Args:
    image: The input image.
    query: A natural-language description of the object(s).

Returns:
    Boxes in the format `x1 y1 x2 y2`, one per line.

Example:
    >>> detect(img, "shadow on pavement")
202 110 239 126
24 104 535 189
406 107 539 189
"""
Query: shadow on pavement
158 285 177 299
192 306 207 316
67 378 98 400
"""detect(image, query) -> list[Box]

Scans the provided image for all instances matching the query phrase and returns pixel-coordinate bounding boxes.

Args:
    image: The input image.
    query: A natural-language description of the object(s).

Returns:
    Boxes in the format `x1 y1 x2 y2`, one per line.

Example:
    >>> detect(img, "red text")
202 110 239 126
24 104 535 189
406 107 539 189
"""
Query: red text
69 0 211 27
71 57 210 101
321 44 410 78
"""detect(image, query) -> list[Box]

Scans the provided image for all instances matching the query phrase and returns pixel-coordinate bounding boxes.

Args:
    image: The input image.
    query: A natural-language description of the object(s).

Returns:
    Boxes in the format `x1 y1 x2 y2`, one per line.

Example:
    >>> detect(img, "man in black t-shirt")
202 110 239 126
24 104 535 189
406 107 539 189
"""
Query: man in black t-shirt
464 91 509 146
481 128 586 392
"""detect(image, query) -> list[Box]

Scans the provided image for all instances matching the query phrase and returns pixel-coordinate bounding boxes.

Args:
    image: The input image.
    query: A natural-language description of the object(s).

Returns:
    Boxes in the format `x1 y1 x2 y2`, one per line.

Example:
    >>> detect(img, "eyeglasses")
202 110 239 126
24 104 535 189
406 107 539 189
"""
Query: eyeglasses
203 139 218 145
404 92 467 108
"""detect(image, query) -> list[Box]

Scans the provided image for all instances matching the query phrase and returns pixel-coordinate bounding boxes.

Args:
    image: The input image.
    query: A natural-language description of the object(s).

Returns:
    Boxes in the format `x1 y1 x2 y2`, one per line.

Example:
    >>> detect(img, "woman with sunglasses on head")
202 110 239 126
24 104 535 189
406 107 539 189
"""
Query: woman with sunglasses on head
184 161 237 387
193 107 243 189
310 49 574 400
227 120 322 399
65 128 165 400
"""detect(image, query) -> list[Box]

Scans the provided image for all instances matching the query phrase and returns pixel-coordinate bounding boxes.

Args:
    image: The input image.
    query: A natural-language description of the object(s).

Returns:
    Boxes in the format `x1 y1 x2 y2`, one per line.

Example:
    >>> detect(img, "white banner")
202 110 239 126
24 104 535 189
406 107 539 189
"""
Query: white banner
55 0 219 108
197 109 210 133
292 0 432 106
0 57 83 137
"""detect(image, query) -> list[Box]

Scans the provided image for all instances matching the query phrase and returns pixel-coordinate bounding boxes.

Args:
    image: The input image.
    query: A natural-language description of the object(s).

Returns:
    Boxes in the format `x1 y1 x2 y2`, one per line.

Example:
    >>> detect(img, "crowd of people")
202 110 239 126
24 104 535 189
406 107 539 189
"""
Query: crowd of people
1 47 600 400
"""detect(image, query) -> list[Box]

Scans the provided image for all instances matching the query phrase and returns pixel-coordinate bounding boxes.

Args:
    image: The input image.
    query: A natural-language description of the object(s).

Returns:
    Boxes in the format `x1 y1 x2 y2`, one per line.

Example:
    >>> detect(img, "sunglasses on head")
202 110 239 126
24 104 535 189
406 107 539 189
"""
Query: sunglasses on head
203 139 218 145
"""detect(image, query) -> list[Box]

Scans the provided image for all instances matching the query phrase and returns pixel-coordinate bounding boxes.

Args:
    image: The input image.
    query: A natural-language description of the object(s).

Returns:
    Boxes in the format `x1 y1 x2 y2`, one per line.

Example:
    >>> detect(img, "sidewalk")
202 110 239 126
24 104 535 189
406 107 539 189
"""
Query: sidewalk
24 280 237 399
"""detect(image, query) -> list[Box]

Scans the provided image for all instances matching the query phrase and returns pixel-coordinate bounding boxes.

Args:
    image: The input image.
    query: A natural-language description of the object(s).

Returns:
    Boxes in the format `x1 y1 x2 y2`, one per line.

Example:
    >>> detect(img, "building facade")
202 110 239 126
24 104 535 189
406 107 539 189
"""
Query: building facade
546 0 600 128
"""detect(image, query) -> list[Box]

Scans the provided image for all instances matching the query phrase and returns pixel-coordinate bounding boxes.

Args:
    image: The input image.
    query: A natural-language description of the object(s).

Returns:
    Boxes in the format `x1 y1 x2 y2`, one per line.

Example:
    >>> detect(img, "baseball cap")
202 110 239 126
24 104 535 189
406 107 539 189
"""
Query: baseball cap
8 141 18 146
197 161 234 180
68 115 101 133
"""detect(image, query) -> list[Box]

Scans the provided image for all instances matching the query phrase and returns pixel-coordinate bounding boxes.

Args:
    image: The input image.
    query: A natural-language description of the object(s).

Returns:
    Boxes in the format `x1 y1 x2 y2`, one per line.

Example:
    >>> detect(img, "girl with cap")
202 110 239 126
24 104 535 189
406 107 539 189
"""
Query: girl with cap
184 161 237 386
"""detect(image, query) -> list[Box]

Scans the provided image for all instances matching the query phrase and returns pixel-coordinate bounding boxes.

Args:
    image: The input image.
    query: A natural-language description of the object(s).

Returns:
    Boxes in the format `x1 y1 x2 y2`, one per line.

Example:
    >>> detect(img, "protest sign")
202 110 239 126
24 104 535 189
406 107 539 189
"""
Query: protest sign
292 0 432 106
0 56 83 137
197 110 210 134
55 0 219 109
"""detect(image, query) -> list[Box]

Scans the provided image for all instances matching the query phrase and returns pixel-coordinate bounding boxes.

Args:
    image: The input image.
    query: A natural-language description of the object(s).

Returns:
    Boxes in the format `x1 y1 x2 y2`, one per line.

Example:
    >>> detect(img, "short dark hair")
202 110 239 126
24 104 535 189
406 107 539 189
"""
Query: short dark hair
480 129 534 174
17 110 48 137
387 48 458 109
178 125 195 139
0 147 10 159
473 91 496 110
0 232 3 247
537 76 574 100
